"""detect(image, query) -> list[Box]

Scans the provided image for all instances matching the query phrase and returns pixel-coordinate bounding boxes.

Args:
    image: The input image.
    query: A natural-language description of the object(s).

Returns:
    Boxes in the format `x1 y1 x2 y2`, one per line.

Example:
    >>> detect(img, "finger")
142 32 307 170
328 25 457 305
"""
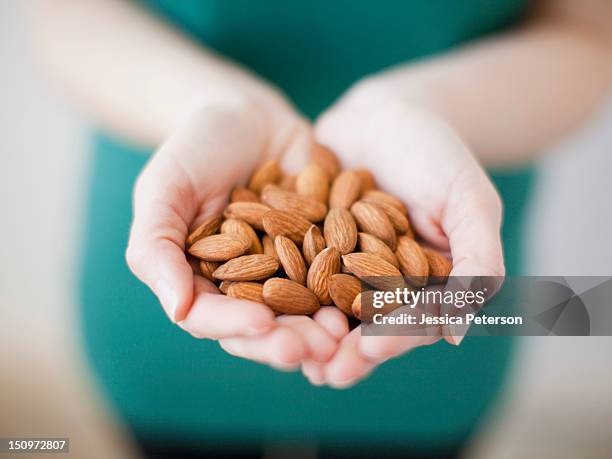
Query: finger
359 335 439 362
300 307 349 385
442 168 505 344
313 307 350 340
178 277 275 339
219 326 307 371
323 328 376 389
125 145 199 322
126 210 194 322
408 207 449 250
302 360 325 386
276 315 337 363
277 118 312 174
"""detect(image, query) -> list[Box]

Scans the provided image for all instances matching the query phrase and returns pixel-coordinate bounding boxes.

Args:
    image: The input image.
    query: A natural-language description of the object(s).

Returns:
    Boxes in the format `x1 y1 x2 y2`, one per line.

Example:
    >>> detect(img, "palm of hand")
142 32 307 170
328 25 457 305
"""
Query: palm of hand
127 92 504 387
295 96 505 386
127 101 349 371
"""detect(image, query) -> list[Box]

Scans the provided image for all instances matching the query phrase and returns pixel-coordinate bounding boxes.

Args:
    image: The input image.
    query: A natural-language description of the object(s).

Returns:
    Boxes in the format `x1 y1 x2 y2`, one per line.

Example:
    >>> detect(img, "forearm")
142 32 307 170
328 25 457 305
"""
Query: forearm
364 3 612 166
29 0 279 146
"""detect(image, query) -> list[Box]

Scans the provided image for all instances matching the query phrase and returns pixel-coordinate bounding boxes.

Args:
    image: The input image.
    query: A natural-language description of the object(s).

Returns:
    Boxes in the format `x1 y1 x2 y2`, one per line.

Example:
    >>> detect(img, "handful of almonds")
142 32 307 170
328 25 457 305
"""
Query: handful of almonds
186 145 451 319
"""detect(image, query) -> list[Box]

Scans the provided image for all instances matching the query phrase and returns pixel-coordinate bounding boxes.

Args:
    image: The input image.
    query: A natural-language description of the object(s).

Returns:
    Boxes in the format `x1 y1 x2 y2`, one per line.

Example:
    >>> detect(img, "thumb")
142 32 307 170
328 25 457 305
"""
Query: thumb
126 156 196 323
441 168 505 345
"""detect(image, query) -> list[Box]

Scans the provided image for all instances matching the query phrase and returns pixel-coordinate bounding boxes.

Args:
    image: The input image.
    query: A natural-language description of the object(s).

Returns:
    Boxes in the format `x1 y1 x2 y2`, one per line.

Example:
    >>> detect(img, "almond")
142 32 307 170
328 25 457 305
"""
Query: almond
311 144 340 179
423 247 452 279
248 159 282 193
324 208 357 255
329 274 361 317
261 235 278 261
221 218 263 254
263 278 320 315
224 202 270 230
186 215 222 246
261 185 327 222
350 201 397 250
306 247 340 304
352 290 402 321
213 254 279 281
361 190 407 213
296 163 329 203
329 170 362 209
342 252 404 290
274 236 307 285
357 232 399 268
230 187 260 203
226 282 264 303
351 292 363 319
219 281 233 294
302 225 326 266
262 209 312 244
395 236 429 287
188 233 251 261
342 252 402 278
362 197 411 234
279 175 297 192
199 260 220 281
355 169 377 192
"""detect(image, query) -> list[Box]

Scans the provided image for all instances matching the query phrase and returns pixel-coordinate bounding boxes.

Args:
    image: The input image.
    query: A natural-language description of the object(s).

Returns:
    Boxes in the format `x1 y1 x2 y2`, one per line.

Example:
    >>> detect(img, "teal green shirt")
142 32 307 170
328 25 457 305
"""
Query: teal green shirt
80 0 534 453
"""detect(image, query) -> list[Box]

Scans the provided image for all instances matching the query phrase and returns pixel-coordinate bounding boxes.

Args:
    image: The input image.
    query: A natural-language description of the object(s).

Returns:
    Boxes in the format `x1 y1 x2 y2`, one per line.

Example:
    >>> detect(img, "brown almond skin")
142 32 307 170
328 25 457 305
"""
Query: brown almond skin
342 252 404 290
199 260 220 281
230 187 260 203
261 185 327 222
226 282 264 303
361 190 407 213
324 208 357 255
352 290 402 321
357 232 399 268
302 225 326 266
329 274 361 317
274 236 307 285
224 202 270 230
311 144 340 179
279 175 297 192
213 254 279 281
329 170 362 209
342 252 402 278
262 209 312 244
355 169 377 192
248 159 282 193
218 281 233 294
361 197 410 234
383 203 411 234
262 235 279 261
186 216 222 246
351 292 363 319
188 233 251 261
422 247 452 278
296 163 329 204
307 247 340 305
350 201 397 250
263 278 320 315
221 219 263 254
395 236 429 287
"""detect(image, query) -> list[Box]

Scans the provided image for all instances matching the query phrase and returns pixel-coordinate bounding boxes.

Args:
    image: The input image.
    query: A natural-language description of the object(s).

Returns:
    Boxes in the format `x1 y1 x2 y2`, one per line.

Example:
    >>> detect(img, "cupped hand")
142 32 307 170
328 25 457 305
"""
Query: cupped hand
125 93 344 370
302 79 505 387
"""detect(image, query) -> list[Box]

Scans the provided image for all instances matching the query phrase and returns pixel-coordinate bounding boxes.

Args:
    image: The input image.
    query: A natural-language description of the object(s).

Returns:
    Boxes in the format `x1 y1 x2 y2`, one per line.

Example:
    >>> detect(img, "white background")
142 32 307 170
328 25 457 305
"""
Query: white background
1 2 611 458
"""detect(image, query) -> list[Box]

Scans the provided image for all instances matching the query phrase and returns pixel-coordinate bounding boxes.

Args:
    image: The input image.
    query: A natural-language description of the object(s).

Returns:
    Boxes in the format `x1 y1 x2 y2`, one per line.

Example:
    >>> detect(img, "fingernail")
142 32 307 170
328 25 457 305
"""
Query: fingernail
156 280 178 322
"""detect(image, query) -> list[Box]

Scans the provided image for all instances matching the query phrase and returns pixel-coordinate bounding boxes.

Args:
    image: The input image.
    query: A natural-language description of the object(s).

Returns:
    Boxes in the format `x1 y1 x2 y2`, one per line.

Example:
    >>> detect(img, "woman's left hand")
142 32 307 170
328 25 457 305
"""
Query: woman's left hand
300 79 506 388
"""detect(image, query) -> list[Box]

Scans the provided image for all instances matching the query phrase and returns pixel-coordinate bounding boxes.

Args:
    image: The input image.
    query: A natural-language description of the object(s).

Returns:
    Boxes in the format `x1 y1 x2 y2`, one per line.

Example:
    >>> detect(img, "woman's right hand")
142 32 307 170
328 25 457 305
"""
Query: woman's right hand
126 92 347 370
